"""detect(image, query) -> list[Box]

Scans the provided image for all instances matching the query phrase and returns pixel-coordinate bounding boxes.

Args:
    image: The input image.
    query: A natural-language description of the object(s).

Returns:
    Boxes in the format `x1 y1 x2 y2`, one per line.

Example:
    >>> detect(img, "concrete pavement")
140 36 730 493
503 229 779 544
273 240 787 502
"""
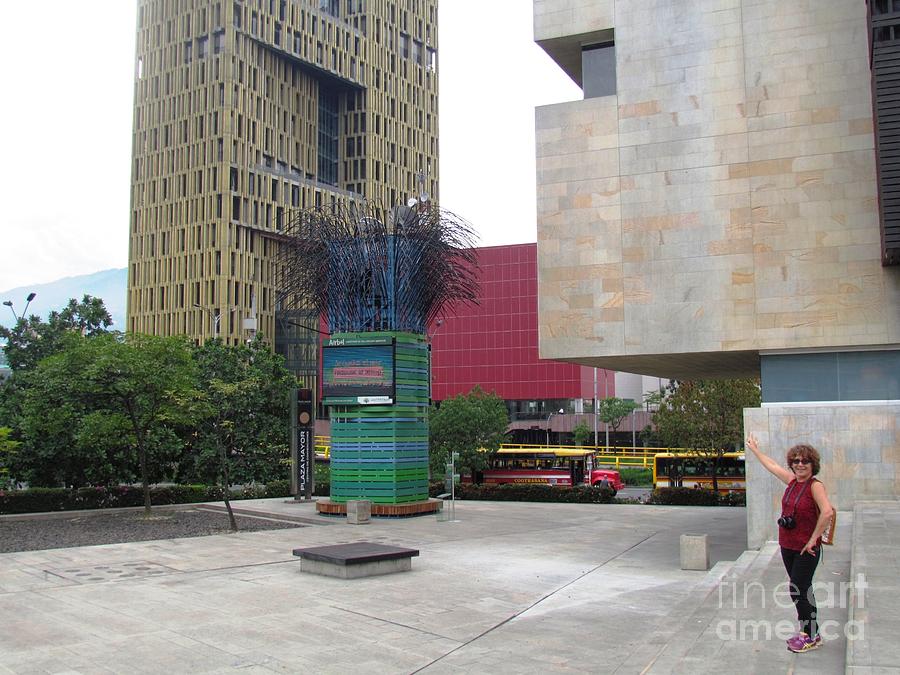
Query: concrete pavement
0 498 873 673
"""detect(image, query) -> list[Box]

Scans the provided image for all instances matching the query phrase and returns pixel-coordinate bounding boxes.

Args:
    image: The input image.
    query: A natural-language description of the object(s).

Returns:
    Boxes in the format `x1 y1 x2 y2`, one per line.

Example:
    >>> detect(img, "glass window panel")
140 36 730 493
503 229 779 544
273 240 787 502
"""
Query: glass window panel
761 351 900 402
837 351 900 400
761 353 839 402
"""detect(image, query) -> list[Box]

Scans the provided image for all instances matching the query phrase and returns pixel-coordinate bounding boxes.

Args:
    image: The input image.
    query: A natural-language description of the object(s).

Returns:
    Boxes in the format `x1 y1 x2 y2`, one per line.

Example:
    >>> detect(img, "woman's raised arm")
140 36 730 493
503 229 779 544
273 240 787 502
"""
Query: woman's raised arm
746 433 793 485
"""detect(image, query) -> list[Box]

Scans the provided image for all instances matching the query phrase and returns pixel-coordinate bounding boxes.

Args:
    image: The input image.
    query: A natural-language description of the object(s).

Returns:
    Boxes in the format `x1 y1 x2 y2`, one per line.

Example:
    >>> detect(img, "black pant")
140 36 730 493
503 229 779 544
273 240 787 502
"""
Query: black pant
781 547 821 636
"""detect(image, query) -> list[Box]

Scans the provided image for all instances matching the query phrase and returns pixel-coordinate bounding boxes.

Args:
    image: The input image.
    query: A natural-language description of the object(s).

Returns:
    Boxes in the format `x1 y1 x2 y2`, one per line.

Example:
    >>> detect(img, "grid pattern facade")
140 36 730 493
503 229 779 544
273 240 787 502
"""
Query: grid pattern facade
430 244 598 402
128 0 439 344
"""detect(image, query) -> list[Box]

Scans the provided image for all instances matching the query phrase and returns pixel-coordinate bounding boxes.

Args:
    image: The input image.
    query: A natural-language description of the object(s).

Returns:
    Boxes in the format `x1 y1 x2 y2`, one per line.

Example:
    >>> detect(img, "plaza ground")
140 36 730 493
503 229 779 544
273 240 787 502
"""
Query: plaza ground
1 497 885 673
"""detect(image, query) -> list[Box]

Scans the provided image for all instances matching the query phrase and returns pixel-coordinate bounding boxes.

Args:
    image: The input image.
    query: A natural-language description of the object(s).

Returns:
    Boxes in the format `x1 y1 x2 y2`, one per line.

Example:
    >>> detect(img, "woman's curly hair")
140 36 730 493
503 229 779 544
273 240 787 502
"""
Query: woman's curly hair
786 443 821 476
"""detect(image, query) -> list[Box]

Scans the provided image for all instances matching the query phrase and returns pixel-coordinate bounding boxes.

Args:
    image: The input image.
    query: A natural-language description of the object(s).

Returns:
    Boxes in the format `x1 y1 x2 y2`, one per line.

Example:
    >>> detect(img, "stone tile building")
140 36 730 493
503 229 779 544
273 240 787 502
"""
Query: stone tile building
533 0 900 547
128 0 438 366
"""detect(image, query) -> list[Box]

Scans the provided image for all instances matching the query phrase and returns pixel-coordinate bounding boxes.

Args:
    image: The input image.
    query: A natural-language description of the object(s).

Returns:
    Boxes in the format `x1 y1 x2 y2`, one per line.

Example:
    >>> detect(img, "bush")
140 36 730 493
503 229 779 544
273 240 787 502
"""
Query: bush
265 480 291 498
452 483 616 504
0 482 298 515
0 487 75 514
647 487 720 506
718 491 746 507
618 467 652 487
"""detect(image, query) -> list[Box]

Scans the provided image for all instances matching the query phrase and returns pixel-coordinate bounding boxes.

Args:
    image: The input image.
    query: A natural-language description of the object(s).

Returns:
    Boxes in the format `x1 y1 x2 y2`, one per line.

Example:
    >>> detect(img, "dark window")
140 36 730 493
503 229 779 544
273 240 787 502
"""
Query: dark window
761 351 900 402
873 0 900 15
317 89 340 186
582 42 616 98
319 0 339 18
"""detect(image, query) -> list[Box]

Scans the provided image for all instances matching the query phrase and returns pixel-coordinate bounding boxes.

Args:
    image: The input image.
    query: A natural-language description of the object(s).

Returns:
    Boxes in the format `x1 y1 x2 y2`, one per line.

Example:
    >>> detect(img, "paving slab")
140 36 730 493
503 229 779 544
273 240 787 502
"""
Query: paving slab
0 498 887 673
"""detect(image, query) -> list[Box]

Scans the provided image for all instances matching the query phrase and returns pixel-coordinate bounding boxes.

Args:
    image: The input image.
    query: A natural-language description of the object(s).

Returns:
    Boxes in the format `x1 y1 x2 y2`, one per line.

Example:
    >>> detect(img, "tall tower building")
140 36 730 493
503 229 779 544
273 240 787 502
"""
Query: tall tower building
128 0 439 365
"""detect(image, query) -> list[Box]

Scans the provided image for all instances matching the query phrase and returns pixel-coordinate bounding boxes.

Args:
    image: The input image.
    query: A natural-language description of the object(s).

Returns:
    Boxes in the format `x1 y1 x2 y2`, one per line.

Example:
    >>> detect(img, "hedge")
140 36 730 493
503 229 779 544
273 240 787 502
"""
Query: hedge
428 482 616 504
1 482 745 514
647 487 745 507
0 482 294 515
618 468 653 487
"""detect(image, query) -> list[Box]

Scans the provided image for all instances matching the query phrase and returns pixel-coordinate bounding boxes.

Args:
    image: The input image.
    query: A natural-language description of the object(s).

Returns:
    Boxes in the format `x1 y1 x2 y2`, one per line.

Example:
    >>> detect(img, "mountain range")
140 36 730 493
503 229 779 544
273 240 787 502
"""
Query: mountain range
0 269 127 331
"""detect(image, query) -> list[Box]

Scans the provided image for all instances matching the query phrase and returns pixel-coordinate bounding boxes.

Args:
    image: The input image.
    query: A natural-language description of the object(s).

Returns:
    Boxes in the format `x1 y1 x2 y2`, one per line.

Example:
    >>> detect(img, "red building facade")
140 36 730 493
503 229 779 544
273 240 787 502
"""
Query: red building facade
429 243 616 443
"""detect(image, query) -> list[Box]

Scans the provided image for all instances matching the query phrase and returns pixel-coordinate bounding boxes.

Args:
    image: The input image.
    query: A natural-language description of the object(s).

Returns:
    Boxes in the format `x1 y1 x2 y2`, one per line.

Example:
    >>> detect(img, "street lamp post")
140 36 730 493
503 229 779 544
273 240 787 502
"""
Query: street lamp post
194 303 220 338
604 370 610 449
194 303 237 339
546 407 564 447
593 367 598 447
2 292 37 322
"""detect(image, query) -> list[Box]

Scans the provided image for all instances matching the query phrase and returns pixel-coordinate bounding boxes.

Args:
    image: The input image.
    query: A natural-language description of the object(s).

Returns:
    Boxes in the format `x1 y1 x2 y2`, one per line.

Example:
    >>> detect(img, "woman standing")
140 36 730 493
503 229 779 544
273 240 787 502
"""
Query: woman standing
746 434 835 653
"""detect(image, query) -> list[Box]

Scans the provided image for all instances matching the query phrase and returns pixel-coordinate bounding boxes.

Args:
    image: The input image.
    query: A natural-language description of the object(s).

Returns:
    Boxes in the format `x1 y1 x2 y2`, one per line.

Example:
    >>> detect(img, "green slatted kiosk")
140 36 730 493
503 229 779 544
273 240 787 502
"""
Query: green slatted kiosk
319 331 436 514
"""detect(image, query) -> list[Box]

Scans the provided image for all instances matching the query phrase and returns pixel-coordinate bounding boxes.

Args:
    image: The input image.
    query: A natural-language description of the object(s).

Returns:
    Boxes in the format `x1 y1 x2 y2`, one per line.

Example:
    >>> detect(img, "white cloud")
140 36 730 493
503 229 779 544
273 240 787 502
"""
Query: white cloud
0 1 579 291
0 0 135 291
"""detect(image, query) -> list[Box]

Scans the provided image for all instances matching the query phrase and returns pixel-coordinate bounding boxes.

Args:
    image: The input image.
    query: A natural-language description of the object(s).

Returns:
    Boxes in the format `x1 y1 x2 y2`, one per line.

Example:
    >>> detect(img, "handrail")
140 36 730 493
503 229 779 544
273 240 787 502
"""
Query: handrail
314 435 331 458
311 437 732 464
498 442 662 459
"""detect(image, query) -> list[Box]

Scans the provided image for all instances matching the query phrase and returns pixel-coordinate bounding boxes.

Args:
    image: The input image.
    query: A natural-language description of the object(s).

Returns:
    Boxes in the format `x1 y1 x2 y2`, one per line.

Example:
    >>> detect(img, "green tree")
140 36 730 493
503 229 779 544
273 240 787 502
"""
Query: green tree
0 426 20 488
429 385 508 482
12 331 131 488
652 379 761 491
0 296 114 457
0 295 112 372
22 333 198 511
183 337 294 529
572 421 592 447
598 397 640 449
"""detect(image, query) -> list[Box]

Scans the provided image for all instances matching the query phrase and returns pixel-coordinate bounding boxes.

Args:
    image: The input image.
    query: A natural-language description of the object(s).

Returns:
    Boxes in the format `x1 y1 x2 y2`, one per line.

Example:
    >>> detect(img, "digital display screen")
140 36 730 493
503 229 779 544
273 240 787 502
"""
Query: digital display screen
322 341 395 404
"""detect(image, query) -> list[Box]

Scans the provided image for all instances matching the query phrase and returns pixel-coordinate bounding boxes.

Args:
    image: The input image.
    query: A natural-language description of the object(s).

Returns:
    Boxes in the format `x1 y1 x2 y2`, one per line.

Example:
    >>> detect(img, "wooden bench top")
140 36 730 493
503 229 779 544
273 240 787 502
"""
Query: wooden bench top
292 542 419 565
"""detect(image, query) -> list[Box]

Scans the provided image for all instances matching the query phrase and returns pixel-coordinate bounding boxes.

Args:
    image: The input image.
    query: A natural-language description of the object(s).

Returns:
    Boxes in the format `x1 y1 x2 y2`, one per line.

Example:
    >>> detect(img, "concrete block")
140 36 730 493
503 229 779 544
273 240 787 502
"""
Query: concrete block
301 556 412 579
680 533 709 571
346 500 371 524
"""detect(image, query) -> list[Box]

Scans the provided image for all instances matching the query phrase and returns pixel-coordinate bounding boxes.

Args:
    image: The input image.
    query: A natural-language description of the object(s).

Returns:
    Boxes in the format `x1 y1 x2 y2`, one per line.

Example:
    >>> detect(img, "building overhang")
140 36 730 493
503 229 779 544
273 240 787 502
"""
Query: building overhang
557 350 761 381
536 28 614 89
247 34 365 92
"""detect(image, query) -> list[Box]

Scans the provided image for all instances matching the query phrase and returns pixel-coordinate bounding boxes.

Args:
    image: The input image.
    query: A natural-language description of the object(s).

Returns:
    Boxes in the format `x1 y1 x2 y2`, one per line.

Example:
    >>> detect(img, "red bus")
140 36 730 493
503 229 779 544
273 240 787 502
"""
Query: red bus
468 448 625 495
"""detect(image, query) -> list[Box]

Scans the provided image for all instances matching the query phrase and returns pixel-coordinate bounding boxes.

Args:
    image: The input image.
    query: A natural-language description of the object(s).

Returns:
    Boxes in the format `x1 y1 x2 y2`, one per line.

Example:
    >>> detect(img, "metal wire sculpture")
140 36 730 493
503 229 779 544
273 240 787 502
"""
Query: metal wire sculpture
275 201 479 334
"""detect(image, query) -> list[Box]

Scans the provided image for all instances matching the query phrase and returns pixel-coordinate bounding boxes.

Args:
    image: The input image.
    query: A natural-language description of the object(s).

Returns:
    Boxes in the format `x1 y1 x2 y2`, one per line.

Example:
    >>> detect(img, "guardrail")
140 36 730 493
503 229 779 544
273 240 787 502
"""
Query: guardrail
498 442 660 457
314 435 330 458
312 438 683 467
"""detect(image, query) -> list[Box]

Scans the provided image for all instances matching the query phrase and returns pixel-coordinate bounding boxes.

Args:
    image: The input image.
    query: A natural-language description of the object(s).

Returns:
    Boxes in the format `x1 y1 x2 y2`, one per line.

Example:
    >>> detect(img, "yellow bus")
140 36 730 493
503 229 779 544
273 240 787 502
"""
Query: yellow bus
653 452 745 493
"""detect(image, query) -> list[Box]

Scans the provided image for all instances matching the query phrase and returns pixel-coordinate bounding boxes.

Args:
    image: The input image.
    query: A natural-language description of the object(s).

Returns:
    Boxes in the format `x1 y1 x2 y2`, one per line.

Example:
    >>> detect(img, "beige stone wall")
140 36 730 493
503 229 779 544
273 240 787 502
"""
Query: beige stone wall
534 0 614 41
536 0 900 378
744 403 900 549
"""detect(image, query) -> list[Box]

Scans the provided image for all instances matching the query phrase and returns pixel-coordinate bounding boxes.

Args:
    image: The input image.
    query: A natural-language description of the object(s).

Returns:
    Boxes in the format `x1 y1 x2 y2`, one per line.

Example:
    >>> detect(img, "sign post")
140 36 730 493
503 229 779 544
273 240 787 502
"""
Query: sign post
291 387 315 500
444 452 460 521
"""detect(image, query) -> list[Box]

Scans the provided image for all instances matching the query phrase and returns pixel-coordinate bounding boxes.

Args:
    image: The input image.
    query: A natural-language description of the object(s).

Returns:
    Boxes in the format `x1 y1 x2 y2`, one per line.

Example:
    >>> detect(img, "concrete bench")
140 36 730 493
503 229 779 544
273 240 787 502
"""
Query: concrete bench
292 542 419 579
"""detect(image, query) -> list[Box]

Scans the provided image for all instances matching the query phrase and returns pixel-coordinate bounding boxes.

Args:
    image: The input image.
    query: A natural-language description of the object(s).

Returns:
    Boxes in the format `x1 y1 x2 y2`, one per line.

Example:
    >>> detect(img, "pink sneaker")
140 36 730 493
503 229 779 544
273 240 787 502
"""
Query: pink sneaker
787 633 822 653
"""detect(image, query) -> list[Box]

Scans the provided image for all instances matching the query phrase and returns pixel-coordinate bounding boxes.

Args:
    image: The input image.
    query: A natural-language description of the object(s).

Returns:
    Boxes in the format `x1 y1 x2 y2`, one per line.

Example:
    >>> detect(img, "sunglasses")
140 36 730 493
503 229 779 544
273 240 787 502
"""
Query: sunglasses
790 458 811 466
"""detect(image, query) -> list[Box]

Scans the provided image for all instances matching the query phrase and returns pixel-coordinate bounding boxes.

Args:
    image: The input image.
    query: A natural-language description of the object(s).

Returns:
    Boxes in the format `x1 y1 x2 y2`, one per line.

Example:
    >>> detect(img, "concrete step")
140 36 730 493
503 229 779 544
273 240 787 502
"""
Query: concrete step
640 535 851 675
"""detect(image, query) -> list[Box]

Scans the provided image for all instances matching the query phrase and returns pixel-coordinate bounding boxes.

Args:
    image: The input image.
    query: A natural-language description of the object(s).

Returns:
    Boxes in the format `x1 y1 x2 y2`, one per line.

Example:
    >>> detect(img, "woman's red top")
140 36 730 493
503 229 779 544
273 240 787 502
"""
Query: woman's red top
778 478 821 551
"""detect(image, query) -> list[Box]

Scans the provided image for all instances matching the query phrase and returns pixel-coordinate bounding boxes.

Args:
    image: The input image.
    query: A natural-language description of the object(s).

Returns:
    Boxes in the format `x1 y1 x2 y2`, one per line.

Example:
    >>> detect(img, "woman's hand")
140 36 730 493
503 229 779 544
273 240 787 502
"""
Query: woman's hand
802 539 818 556
747 434 759 454
746 433 793 485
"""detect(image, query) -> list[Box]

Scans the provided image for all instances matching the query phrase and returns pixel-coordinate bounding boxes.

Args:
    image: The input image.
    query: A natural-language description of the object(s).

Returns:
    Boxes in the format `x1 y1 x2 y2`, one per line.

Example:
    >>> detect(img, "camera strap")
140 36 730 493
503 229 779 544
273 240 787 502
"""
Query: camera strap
783 479 812 516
